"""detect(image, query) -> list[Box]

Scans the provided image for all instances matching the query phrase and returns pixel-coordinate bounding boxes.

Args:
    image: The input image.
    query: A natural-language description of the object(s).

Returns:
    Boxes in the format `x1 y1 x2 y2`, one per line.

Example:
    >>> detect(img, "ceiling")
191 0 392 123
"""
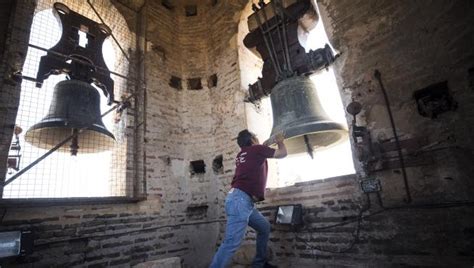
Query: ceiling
113 0 229 12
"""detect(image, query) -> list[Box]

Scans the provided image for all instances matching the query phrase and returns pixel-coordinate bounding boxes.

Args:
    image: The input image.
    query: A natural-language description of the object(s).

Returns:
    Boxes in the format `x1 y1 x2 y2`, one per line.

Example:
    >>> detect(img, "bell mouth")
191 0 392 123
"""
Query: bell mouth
25 123 115 154
264 120 348 155
23 79 116 154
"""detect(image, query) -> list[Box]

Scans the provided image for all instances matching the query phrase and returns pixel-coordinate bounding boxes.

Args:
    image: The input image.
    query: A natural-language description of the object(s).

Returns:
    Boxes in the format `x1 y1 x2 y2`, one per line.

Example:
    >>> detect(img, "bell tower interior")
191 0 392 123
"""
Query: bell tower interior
0 0 473 267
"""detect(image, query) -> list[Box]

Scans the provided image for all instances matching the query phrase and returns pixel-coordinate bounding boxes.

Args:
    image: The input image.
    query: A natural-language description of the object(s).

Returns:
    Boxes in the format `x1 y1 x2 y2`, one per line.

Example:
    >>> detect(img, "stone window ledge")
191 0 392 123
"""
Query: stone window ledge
0 196 147 208
266 173 357 192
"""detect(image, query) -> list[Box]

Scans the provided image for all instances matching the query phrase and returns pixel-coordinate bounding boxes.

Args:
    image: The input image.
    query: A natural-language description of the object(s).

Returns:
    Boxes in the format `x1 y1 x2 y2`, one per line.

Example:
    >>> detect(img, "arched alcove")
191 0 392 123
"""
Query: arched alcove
238 0 355 188
3 0 137 198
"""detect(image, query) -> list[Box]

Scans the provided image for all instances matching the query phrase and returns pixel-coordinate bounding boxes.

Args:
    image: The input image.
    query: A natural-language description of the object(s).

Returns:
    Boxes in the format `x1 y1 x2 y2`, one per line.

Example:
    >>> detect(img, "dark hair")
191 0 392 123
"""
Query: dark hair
237 129 254 148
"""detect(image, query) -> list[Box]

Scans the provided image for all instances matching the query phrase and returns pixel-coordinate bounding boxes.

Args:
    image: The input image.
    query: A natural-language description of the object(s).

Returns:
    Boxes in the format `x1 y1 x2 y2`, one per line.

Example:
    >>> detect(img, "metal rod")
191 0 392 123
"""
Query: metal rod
1 94 135 188
142 3 148 196
113 0 140 13
374 70 412 204
131 3 142 197
259 2 283 77
259 23 280 33
270 1 287 73
134 0 148 197
253 4 280 78
28 43 132 82
87 0 130 62
280 4 296 21
2 135 75 187
271 0 293 75
17 75 41 85
277 0 293 74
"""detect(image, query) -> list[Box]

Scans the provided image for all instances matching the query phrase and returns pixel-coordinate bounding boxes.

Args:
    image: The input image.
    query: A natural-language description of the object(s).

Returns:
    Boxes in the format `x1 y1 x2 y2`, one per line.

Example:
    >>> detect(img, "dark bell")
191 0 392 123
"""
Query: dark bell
264 76 347 156
25 80 115 154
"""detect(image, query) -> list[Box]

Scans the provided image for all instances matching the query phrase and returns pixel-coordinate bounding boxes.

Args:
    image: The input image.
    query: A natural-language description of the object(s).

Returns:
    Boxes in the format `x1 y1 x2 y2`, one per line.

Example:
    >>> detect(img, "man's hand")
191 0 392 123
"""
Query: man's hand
273 132 287 159
274 132 285 144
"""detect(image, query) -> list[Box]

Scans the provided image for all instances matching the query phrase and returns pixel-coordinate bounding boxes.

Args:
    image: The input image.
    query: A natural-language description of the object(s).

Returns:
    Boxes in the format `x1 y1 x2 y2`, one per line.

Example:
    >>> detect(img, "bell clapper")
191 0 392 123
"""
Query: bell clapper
303 135 314 159
70 129 79 156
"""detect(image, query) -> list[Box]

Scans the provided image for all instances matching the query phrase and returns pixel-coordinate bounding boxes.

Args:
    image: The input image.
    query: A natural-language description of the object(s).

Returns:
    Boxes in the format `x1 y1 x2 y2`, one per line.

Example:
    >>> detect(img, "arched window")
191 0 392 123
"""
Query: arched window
239 0 355 188
3 0 137 198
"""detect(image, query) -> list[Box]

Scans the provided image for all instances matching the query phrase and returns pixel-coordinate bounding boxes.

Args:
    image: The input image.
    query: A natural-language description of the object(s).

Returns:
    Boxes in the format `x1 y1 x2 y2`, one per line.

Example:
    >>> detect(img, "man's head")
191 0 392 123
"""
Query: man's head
237 129 259 148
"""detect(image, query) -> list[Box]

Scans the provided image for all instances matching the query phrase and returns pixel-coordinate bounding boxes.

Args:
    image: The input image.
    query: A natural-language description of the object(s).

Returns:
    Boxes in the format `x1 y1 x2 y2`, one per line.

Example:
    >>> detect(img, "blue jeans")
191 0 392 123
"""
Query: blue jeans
210 188 271 268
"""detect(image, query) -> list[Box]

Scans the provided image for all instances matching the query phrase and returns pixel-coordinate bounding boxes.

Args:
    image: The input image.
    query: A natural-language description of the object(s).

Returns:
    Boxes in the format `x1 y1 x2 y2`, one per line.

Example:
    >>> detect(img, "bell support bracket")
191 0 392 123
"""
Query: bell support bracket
243 0 335 103
35 2 114 104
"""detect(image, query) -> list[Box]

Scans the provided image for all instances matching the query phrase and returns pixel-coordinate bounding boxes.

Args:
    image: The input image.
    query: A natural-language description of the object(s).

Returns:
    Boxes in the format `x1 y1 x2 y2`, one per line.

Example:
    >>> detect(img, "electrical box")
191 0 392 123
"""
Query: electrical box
360 178 381 193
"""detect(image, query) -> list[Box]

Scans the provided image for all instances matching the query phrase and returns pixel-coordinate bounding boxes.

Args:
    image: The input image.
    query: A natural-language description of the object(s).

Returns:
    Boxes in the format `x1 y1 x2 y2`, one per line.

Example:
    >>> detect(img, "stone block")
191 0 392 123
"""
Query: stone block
231 244 273 266
132 257 181 268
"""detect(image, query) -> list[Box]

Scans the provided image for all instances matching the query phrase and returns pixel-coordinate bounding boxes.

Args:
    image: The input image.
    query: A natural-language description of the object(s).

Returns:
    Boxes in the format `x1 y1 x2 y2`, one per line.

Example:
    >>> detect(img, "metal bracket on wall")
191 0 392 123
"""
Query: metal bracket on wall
243 0 336 103
366 137 434 172
347 101 433 172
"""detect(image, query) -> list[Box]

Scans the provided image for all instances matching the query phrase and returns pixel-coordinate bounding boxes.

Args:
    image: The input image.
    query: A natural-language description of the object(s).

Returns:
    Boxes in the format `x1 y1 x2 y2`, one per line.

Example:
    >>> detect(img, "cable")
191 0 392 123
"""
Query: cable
286 198 474 254
24 200 474 252
34 218 227 247
294 208 363 254
87 0 130 62
292 193 370 254
295 200 474 233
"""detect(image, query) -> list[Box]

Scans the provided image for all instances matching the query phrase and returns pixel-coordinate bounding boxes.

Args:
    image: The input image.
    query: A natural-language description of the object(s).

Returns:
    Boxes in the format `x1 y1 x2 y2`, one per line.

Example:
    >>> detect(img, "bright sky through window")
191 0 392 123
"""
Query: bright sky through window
266 1 355 188
3 8 118 198
78 30 88 48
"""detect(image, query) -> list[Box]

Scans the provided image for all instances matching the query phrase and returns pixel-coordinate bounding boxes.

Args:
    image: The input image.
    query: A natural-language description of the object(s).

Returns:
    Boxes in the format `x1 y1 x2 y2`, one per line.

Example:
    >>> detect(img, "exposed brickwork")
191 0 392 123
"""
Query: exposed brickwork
0 0 14 66
143 1 247 266
243 0 474 267
0 0 35 190
253 175 474 267
0 0 473 267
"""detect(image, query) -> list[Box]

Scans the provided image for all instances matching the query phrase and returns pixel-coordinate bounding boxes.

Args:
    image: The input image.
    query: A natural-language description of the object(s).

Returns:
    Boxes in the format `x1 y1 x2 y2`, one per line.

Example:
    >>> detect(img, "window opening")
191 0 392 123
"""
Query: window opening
190 160 206 174
169 75 182 90
240 0 355 188
78 29 88 48
187 77 203 90
3 2 136 198
185 5 197 17
208 74 218 88
212 155 223 174
161 0 174 10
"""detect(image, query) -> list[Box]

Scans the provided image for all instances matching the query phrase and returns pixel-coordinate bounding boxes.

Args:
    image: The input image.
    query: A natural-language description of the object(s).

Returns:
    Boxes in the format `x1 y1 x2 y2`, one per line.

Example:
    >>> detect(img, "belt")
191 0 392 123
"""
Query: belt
229 188 260 202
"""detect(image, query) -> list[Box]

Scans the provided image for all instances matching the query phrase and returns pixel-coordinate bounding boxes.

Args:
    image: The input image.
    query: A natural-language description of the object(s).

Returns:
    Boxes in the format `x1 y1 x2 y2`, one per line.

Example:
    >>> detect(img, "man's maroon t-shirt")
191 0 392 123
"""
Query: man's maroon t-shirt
231 145 276 201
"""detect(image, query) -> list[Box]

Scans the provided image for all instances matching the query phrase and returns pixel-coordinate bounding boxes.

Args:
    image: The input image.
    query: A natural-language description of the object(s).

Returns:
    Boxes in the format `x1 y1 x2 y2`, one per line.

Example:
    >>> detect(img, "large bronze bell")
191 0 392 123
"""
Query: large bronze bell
264 76 347 157
25 80 115 154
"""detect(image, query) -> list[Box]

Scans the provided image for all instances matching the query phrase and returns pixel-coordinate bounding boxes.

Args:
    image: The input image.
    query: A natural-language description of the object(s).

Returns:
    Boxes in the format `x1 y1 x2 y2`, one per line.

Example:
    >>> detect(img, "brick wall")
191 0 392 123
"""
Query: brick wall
0 0 237 266
144 1 247 266
0 0 34 191
0 0 473 267
0 0 14 66
244 0 474 267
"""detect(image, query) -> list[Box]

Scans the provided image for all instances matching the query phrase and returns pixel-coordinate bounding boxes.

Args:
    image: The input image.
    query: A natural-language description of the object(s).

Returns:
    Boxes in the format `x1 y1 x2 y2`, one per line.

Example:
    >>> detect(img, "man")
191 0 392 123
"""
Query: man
210 129 287 268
